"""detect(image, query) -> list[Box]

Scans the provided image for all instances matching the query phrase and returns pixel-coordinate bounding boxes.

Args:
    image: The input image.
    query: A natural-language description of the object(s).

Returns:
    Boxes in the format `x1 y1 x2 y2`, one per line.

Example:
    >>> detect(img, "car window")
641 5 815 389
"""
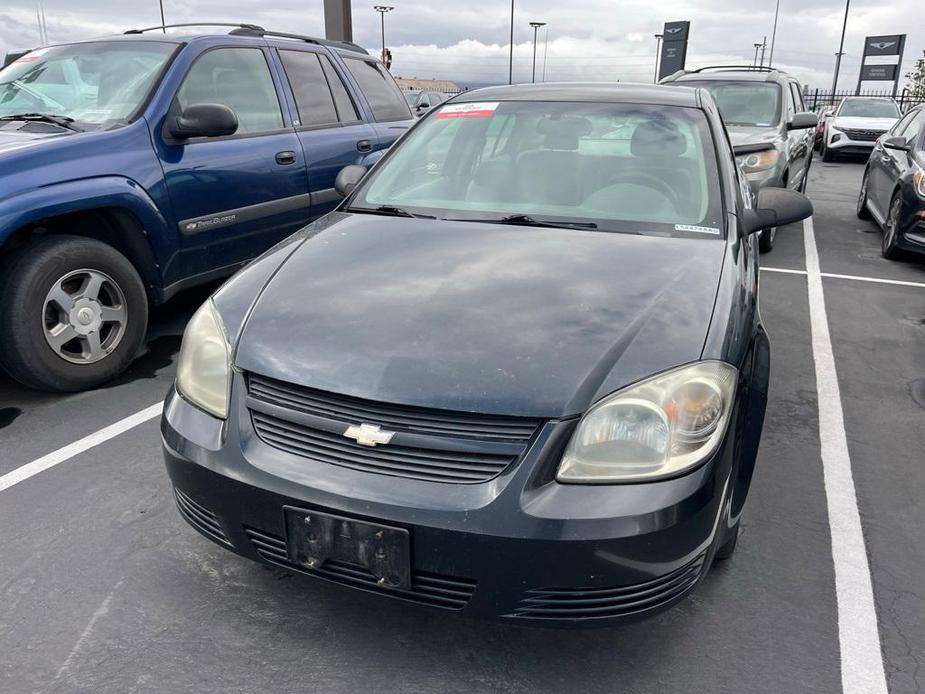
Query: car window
350 101 724 238
319 55 359 122
890 110 917 135
837 99 901 118
177 47 283 135
343 58 411 122
279 51 338 127
676 81 781 127
784 84 797 120
899 110 925 147
789 83 804 112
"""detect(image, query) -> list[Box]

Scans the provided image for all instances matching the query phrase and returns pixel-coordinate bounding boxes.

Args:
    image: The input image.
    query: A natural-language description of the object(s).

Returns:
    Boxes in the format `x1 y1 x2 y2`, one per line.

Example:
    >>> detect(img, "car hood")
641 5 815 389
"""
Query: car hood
0 123 73 155
832 116 897 130
234 213 727 418
725 125 781 148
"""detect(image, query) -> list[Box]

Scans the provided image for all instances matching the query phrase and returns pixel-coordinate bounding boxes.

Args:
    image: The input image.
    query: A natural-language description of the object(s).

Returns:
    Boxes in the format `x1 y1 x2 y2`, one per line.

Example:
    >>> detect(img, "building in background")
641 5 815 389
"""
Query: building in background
394 77 461 93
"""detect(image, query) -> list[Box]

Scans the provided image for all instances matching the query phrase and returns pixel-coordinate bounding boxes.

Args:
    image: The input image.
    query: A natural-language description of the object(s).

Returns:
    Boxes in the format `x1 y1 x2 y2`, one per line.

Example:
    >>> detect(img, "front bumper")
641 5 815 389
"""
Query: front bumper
827 131 879 153
161 377 735 626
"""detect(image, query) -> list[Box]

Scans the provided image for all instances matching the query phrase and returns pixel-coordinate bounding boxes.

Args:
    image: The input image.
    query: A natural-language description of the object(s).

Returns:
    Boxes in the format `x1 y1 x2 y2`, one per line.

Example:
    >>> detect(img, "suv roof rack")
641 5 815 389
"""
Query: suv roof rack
687 65 780 73
123 23 369 55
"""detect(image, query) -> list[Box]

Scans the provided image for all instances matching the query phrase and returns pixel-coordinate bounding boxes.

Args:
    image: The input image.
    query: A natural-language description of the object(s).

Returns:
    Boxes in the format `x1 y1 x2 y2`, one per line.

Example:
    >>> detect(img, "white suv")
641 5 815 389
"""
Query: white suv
821 96 901 161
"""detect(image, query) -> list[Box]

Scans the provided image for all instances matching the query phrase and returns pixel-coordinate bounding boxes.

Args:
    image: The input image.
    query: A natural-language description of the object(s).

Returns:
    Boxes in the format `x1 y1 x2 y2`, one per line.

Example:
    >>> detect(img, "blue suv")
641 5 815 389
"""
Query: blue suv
0 23 414 391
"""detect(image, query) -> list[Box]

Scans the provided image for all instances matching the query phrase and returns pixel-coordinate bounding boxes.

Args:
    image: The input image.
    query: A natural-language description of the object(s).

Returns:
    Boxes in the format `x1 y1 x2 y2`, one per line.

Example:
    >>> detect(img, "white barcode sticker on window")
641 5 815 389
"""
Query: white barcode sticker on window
435 102 500 119
675 224 721 235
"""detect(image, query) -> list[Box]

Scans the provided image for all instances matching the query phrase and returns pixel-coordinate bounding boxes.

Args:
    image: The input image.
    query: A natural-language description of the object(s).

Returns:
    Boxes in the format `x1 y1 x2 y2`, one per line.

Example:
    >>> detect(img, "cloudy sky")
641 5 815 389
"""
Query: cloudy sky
1 0 922 92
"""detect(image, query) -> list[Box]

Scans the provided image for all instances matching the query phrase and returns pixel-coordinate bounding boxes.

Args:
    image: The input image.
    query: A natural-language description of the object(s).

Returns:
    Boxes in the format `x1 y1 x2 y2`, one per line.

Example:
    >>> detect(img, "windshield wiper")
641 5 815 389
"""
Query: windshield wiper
448 213 598 230
348 205 436 219
0 113 82 131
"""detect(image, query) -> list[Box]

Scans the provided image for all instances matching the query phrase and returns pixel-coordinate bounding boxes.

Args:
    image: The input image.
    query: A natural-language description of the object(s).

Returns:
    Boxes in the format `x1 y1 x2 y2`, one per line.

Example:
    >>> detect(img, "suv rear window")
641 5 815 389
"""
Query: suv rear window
678 80 781 127
343 58 411 122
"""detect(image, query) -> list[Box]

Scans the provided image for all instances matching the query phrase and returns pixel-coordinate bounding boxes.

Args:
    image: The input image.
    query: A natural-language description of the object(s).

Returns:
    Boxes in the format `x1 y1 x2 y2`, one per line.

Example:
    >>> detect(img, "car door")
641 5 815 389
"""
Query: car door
786 82 809 189
339 55 414 148
275 47 380 218
155 45 310 278
869 109 919 214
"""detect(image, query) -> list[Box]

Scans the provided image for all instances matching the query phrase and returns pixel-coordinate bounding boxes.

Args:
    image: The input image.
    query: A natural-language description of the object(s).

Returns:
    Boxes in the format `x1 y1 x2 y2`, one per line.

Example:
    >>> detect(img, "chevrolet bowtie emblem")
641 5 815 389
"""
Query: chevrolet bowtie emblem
343 423 396 447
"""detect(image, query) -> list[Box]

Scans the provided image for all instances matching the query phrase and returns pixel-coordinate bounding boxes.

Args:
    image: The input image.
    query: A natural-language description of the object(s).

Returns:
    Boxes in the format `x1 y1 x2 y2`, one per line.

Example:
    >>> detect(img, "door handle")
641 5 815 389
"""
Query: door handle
356 140 373 153
275 150 297 165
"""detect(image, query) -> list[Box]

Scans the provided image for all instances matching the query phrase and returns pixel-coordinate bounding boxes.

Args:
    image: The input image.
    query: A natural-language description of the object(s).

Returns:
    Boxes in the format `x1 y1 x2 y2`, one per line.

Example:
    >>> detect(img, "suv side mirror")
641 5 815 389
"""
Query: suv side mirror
788 112 818 130
882 135 910 151
743 188 813 235
168 103 238 139
335 164 368 197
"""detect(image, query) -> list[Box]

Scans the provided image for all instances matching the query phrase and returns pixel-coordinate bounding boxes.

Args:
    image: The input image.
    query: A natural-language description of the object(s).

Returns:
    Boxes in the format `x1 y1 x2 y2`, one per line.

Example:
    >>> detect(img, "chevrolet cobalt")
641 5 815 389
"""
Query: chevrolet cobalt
162 83 812 625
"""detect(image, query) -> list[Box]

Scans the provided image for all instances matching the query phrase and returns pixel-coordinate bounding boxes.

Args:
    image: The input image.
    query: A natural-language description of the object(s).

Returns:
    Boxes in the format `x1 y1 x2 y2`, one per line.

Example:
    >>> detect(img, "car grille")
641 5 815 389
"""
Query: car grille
174 488 231 546
244 526 477 610
842 128 885 142
507 552 706 620
246 373 541 483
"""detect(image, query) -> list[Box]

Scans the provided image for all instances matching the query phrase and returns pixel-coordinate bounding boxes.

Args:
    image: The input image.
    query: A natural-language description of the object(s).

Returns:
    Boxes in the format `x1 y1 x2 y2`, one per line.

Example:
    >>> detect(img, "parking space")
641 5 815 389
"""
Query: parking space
1 156 923 693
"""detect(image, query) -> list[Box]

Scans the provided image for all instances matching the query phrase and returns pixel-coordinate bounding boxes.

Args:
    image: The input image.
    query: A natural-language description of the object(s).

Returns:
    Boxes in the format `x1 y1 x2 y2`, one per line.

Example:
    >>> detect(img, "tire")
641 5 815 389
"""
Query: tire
799 157 811 193
856 169 872 220
821 138 836 163
0 235 148 392
758 226 775 253
881 194 903 261
714 521 740 561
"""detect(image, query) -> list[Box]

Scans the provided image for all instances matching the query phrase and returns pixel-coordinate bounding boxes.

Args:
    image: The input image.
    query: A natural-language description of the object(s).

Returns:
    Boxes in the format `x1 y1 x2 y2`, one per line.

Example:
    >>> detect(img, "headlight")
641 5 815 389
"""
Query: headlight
557 361 737 483
914 166 925 197
736 149 779 173
176 299 231 419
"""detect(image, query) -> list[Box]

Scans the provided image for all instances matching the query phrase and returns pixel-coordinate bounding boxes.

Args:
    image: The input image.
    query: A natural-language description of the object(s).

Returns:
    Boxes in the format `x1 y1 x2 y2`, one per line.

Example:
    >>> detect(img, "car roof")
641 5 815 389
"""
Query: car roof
451 82 700 107
840 95 897 101
671 71 787 84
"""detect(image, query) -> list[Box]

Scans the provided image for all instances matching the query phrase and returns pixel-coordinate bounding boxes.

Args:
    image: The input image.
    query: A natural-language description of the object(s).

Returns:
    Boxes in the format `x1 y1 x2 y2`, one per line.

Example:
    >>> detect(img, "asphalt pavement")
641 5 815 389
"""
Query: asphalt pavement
1 156 923 694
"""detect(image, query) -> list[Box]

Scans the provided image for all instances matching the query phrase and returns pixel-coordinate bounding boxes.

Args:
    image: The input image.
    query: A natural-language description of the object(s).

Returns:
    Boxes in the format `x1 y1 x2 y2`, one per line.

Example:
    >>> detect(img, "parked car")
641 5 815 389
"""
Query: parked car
0 23 415 392
820 96 901 162
857 104 925 259
661 66 817 253
162 82 813 626
813 104 833 150
403 89 449 117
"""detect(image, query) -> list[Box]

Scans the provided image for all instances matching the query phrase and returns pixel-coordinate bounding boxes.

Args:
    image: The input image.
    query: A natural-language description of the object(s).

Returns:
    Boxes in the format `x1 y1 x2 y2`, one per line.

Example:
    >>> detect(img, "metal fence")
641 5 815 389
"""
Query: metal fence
803 87 925 113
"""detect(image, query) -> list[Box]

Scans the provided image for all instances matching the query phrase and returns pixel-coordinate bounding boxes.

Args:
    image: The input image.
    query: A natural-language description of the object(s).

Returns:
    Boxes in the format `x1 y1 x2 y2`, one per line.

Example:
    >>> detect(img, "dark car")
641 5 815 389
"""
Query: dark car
161 83 812 625
857 104 925 259
0 23 414 392
403 89 450 117
661 66 817 253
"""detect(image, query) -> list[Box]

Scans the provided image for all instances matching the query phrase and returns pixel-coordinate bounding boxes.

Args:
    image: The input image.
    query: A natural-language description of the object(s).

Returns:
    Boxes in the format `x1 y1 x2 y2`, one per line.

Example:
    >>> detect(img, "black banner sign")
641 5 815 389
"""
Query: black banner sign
658 21 690 81
856 33 905 95
860 64 897 81
862 35 904 57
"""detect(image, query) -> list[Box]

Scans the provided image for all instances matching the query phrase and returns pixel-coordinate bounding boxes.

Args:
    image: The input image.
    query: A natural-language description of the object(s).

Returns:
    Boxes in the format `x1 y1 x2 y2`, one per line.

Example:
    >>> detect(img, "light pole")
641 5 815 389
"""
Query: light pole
508 0 514 84
541 25 549 82
753 43 762 67
831 0 850 99
373 5 394 65
653 34 663 83
159 0 166 32
529 22 546 83
768 0 781 66
759 35 767 66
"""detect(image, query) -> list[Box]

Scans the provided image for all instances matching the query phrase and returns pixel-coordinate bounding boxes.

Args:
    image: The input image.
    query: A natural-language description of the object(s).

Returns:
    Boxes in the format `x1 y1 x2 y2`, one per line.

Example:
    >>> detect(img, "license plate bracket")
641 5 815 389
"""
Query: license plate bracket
283 507 411 590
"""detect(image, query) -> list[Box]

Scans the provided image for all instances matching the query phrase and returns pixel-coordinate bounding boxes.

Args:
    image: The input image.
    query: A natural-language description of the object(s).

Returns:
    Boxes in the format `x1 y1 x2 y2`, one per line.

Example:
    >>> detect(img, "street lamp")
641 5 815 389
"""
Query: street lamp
158 0 166 33
529 21 546 83
753 43 763 67
768 0 781 66
831 0 850 99
653 34 663 83
508 0 514 84
373 5 394 65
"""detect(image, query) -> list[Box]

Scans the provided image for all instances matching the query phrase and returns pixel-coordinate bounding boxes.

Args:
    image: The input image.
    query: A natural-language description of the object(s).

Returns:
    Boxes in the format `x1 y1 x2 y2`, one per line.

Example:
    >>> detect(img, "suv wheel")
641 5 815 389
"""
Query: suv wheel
0 236 148 391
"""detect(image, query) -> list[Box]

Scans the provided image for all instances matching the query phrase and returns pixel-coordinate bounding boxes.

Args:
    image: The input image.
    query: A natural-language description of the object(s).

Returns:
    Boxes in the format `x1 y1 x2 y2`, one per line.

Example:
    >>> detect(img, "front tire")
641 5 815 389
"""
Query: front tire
856 169 872 220
881 194 903 260
821 137 836 162
0 236 148 392
714 520 740 561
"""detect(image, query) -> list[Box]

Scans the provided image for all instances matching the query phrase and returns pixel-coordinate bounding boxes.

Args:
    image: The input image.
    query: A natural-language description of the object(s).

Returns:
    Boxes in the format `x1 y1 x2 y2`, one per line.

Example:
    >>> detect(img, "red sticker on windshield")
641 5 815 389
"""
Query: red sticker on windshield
14 55 39 63
436 102 499 119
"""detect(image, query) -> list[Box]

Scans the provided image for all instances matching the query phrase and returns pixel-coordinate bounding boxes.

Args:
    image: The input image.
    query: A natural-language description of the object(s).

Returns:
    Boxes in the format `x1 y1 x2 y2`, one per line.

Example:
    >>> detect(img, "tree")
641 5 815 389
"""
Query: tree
906 50 925 99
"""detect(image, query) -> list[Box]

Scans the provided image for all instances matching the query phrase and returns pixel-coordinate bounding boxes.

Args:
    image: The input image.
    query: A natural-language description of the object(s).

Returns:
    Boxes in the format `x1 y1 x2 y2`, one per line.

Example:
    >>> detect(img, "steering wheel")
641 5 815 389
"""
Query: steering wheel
603 172 680 211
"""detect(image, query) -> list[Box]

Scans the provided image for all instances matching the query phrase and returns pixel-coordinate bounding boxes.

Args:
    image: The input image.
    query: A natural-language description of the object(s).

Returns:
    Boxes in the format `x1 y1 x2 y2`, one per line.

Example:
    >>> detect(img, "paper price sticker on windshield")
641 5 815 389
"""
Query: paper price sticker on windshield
436 102 499 119
14 47 48 63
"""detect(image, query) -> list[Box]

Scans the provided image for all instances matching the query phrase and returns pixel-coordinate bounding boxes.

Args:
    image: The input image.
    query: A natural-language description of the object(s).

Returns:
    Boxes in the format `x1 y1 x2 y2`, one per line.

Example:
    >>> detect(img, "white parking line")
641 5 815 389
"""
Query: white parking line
762 265 925 289
0 403 163 494
803 218 888 694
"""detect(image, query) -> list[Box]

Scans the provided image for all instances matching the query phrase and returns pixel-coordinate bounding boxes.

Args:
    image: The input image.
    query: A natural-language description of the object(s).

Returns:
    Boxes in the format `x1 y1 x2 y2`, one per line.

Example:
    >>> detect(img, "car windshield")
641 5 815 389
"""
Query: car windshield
679 80 781 127
349 100 724 237
0 41 176 130
838 99 900 118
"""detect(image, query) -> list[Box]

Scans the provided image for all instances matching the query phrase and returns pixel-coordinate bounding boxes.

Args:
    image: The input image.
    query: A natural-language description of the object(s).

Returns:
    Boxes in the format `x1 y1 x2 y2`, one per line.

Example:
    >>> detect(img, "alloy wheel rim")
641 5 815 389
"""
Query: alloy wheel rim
42 269 128 365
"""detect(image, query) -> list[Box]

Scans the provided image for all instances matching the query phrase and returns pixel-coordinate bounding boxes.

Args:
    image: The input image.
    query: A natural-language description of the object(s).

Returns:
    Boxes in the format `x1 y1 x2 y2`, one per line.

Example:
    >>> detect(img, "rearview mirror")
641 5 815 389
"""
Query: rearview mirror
882 135 910 151
788 112 818 130
743 188 813 235
335 164 368 197
168 103 237 139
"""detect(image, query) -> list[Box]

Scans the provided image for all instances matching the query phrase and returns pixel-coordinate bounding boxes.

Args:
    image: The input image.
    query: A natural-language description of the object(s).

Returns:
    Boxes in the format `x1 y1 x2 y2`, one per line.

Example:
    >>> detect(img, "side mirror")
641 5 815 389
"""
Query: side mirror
823 109 834 118
743 188 813 235
788 112 818 130
882 135 910 151
168 103 237 139
334 164 368 197
417 101 430 110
